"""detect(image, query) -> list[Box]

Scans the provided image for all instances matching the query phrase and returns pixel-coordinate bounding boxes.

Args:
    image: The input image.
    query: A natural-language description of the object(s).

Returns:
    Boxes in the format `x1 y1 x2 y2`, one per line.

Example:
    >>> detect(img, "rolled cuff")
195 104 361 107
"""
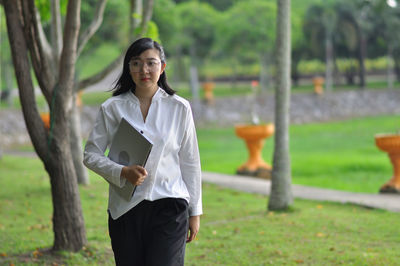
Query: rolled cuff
189 204 203 217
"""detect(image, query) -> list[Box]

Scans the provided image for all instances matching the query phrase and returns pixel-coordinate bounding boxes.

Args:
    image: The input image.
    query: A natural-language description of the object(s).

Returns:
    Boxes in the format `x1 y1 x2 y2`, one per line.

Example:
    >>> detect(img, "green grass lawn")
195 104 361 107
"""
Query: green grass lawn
0 111 399 264
4 114 398 193
0 155 399 265
198 115 398 193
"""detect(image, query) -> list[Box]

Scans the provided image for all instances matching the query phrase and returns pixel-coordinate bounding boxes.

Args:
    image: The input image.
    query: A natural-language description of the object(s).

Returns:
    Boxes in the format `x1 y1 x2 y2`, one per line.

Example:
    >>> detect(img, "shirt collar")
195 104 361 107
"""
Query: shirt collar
128 87 166 104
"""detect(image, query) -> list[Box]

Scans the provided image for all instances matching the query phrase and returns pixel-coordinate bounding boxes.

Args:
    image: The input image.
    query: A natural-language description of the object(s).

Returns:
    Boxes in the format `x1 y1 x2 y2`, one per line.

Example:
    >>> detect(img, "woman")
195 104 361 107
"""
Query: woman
83 37 202 266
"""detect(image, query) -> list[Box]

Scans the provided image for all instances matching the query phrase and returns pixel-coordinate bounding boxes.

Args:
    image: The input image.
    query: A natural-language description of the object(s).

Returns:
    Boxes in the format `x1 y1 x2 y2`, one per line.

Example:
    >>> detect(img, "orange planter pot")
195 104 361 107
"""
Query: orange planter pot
312 77 324 95
40 113 50 130
202 82 215 105
375 134 400 193
235 124 274 179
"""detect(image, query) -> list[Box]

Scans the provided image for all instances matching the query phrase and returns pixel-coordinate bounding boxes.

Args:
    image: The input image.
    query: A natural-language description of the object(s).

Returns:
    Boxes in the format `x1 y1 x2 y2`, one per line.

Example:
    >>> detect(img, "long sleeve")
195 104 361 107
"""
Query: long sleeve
83 106 126 188
179 107 202 216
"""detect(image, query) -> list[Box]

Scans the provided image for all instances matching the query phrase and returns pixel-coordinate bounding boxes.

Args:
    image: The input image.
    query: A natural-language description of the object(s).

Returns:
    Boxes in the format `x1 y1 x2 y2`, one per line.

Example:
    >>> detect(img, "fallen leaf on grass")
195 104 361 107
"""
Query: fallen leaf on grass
32 249 42 258
316 232 325 238
316 205 323 209
0 252 7 257
273 250 283 256
212 230 217 235
82 246 94 257
28 224 49 231
294 259 304 264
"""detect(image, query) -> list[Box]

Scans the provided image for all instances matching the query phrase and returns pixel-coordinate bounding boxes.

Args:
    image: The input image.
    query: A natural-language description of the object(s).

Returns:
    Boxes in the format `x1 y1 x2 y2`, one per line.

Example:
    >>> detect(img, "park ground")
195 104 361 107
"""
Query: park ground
1 83 400 265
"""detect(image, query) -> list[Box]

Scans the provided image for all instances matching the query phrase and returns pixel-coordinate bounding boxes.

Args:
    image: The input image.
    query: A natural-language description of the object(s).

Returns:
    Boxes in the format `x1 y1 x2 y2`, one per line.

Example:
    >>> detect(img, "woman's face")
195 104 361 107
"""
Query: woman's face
129 48 166 94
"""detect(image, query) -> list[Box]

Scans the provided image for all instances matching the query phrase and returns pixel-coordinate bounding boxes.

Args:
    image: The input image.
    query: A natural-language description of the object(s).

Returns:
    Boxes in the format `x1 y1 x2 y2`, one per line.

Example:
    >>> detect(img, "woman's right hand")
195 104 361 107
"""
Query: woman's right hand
120 165 148 186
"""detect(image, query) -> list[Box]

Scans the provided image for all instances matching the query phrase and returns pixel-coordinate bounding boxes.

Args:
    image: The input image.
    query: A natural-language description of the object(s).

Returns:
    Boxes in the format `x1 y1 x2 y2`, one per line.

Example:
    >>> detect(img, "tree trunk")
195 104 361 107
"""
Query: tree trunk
130 0 142 39
76 0 107 57
387 44 394 90
394 57 400 82
358 32 367 89
325 36 334 91
291 60 300 87
46 139 86 251
268 0 293 211
259 52 270 91
231 57 239 89
4 0 87 251
1 60 14 106
139 0 154 37
70 92 89 185
173 46 185 83
189 45 200 104
50 0 62 66
189 63 201 115
190 65 200 100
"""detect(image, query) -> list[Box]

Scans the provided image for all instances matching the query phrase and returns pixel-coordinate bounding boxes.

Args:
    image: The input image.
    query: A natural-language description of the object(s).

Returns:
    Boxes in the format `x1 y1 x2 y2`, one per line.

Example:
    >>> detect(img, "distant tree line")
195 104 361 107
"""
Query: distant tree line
2 0 400 100
152 0 400 89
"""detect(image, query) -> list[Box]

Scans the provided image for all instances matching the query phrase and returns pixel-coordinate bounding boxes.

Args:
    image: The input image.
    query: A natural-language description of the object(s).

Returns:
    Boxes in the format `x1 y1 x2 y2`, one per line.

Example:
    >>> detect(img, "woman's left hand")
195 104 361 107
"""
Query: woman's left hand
187 215 200 243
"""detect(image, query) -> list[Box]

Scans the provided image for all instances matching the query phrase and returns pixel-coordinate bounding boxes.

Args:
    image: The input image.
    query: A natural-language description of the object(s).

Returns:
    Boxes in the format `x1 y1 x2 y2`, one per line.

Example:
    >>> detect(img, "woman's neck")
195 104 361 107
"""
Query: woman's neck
134 89 156 122
134 86 158 102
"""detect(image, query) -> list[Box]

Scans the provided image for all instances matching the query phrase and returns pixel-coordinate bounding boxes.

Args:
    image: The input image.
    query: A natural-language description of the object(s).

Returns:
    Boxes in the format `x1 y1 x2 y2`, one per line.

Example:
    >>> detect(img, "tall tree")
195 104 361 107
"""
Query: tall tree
70 0 106 185
337 0 375 89
303 3 337 91
353 0 373 89
290 10 308 87
268 0 293 211
2 0 154 251
215 0 276 90
371 0 400 89
3 0 86 251
333 1 359 85
175 1 217 100
0 7 14 106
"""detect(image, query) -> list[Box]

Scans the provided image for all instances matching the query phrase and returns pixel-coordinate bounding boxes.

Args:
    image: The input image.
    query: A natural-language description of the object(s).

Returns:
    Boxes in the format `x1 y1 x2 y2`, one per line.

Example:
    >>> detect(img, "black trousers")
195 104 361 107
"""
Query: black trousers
108 198 189 266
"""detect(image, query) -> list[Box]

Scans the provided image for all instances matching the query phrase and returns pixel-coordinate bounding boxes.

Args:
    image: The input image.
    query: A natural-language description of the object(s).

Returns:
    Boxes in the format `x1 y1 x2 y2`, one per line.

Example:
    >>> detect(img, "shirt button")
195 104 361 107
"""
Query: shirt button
140 130 144 134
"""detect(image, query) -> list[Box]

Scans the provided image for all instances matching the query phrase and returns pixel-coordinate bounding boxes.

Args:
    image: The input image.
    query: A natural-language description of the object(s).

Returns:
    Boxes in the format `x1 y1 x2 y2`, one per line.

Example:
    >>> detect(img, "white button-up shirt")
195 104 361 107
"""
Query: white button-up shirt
83 88 202 219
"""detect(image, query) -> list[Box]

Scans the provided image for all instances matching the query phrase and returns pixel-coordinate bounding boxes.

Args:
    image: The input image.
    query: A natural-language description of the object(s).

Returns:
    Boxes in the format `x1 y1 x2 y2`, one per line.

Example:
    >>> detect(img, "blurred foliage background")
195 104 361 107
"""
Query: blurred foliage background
2 0 400 96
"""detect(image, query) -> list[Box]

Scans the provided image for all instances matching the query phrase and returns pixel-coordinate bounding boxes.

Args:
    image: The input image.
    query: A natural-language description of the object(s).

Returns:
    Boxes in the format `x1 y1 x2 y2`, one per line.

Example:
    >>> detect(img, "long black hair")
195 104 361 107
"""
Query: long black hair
112 38 175 96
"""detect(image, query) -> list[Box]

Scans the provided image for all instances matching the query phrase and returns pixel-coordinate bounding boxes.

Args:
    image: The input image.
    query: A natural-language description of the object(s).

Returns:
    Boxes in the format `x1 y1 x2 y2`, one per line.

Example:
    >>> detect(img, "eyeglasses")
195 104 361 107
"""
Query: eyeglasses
129 60 161 73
